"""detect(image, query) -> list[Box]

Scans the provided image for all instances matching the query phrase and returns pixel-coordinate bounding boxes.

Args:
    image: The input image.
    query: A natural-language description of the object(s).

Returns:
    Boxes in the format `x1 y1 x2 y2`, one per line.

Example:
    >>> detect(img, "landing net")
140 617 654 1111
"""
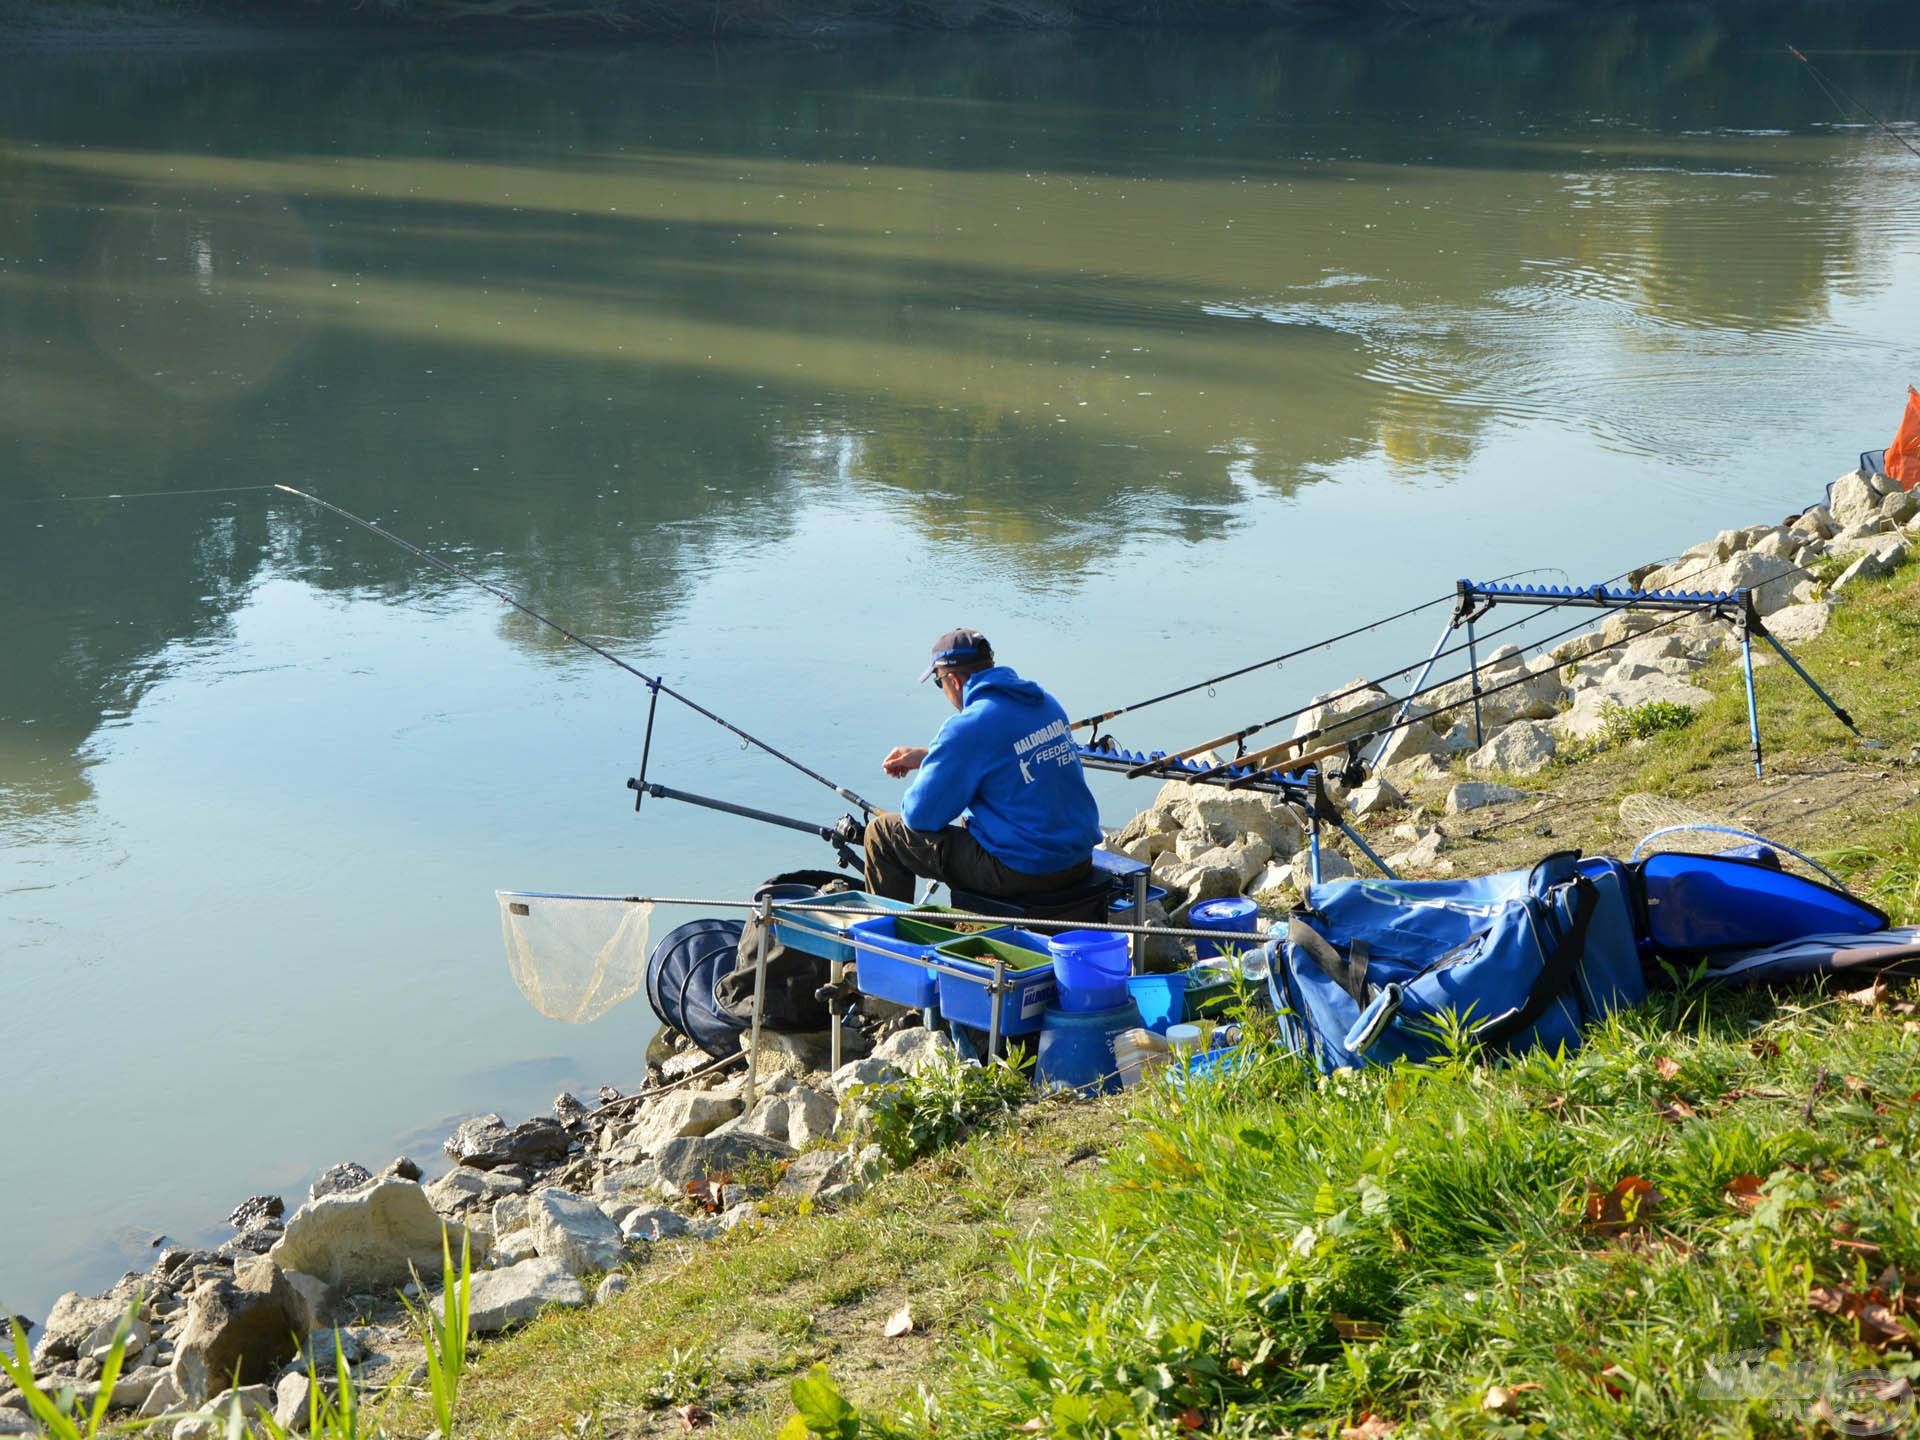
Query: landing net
496 891 653 1023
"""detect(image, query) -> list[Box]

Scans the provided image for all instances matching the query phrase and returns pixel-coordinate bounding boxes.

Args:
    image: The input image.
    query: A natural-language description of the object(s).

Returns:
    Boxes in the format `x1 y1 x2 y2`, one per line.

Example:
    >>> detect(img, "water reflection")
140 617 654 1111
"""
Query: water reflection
2 7 1918 1320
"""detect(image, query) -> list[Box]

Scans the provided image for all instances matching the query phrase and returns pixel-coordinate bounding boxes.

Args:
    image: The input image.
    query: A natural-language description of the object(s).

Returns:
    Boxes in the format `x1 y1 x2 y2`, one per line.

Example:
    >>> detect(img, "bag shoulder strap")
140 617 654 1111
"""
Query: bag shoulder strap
1288 915 1371 1005
1472 876 1598 1047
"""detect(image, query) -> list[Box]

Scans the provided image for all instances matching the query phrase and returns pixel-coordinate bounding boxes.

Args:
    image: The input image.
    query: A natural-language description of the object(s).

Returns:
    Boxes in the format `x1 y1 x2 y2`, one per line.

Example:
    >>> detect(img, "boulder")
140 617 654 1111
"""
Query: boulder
68 1363 167 1414
753 1029 841 1077
1764 601 1833 643
1790 503 1835 540
83 1313 150 1364
377 1156 423 1183
423 1166 526 1217
785 1086 838 1149
135 1371 185 1420
463 1258 586 1336
653 1133 794 1191
493 1193 529 1234
442 1114 572 1171
1290 679 1394 747
1372 715 1449 771
593 1162 668 1203
1829 470 1885 530
1346 778 1405 818
871 1027 957 1076
280 1270 334 1337
1279 845 1353 887
307 1163 373 1204
491 1229 539 1265
268 1179 476 1291
827 1055 898 1099
273 1373 311 1434
775 1150 850 1202
1552 677 1714 742
169 1257 303 1405
227 1196 285 1231
1445 781 1530 813
1149 781 1304 856
525 1190 624 1276
1832 540 1909 592
32 1288 139 1366
1159 860 1242 913
618 1207 690 1242
1465 721 1558 777
594 1274 629 1305
606 1090 742 1163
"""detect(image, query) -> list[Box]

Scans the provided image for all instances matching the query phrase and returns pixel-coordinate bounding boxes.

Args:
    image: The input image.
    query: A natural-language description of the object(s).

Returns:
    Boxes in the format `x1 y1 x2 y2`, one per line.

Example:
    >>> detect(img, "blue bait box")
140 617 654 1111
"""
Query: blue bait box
932 927 1057 1036
770 891 905 965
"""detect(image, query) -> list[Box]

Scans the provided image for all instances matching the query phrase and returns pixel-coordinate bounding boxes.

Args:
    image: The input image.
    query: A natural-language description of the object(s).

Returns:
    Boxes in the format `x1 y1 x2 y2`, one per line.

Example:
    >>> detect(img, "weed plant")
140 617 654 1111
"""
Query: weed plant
856 1053 1034 1169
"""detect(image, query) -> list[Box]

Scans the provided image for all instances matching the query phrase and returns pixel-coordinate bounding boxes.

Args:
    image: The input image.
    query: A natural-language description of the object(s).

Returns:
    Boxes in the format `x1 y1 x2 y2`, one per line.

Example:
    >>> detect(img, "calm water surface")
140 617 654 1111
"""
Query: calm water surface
4 13 1919 1318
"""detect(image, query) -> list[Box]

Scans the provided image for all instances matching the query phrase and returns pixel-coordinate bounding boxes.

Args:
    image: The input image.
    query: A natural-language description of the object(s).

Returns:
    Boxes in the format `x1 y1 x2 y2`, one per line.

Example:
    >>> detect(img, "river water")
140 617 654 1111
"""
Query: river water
3 10 1918 1321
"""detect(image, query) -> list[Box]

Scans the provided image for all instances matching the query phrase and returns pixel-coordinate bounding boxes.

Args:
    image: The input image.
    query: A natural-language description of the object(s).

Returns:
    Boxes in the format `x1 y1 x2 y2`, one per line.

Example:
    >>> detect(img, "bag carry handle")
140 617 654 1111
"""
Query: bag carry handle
1288 915 1372 1005
1471 876 1598 1047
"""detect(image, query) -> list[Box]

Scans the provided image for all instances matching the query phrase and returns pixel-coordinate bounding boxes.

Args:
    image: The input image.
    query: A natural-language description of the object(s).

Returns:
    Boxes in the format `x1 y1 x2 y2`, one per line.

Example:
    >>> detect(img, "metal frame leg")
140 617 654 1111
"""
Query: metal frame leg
745 892 771 1105
1740 617 1764 779
1757 627 1859 733
986 955 1005 1060
1308 809 1323 888
1336 818 1398 880
1368 615 1456 770
1131 871 1149 974
1466 614 1484 748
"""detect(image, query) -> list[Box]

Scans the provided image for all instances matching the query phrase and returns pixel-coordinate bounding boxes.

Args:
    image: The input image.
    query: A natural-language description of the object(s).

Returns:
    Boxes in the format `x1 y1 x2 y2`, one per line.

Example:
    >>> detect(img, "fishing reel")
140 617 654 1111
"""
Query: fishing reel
829 813 868 871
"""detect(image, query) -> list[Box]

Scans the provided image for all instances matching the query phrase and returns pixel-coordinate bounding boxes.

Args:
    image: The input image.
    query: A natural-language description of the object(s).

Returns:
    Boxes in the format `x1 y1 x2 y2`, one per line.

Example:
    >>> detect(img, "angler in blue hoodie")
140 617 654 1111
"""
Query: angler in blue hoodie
864 628 1102 902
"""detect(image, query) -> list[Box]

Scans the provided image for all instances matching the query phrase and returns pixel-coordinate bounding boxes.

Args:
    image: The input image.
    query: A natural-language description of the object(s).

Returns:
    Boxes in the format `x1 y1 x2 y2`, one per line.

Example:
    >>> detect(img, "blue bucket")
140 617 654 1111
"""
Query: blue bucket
1036 1000 1138 1095
1047 930 1130 1012
1188 898 1263 960
1125 972 1188 1034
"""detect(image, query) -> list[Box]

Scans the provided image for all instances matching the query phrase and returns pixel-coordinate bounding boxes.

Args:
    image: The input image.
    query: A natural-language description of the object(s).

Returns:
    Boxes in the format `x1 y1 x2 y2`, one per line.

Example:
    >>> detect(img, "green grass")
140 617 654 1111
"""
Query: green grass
786 990 1920 1439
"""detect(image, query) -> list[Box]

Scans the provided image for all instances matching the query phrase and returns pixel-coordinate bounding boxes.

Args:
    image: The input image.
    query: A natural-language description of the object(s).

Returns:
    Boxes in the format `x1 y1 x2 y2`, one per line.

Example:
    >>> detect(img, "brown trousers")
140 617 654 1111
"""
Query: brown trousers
861 810 1093 904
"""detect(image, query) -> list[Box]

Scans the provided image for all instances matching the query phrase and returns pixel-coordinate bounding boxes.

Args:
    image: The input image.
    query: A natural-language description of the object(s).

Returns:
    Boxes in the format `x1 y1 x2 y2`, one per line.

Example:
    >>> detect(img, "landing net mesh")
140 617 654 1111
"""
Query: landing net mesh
497 891 653 1024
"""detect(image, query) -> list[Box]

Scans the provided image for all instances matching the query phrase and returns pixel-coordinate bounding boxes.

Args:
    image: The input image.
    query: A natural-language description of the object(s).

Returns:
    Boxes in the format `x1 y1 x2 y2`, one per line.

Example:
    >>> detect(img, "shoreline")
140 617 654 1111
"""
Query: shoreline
7 453 1916 1435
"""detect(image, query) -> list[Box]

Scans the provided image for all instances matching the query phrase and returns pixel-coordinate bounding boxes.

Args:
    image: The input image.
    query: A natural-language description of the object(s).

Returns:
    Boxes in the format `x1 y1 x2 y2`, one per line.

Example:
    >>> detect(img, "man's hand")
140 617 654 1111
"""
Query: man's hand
882 745 929 779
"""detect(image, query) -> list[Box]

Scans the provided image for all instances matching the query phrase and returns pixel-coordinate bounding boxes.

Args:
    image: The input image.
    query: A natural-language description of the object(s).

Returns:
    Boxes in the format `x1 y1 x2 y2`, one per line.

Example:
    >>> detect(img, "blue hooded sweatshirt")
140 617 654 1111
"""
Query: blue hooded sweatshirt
901 665 1101 875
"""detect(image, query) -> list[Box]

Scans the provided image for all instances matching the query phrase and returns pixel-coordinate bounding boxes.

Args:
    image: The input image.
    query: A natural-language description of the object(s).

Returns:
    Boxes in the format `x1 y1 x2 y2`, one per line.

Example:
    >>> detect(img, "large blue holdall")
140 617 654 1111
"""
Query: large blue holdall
1269 852 1645 1071
1266 849 1894 1072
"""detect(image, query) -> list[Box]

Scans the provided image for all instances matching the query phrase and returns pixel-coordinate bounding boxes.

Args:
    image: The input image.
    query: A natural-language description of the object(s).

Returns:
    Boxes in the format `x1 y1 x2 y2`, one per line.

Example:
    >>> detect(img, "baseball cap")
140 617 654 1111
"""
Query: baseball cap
918 627 992 682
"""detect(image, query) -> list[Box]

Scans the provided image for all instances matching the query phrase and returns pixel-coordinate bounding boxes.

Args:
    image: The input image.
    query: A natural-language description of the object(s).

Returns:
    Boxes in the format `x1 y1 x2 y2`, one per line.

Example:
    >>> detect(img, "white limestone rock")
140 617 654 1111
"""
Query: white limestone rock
464 1258 586 1335
1553 677 1714 742
268 1180 476 1292
1465 721 1558 777
1764 601 1834 643
525 1190 625 1276
1445 780 1530 813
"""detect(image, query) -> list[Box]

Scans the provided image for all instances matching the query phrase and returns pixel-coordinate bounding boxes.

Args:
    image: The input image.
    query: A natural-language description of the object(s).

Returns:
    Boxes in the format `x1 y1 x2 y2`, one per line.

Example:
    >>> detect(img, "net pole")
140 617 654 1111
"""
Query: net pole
746 892 772 1106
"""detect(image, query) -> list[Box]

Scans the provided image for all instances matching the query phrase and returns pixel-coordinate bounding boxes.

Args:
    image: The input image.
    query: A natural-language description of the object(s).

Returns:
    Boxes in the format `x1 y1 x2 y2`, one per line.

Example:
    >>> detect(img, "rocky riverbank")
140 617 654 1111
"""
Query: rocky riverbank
7 459 1914 1439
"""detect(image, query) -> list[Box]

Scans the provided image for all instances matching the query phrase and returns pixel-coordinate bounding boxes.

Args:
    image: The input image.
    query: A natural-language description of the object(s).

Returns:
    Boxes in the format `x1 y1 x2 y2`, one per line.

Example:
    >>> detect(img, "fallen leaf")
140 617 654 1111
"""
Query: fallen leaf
1598 1365 1628 1399
1654 1099 1699 1125
1654 1056 1682 1080
677 1403 711 1430
1585 1176 1660 1236
1331 1313 1386 1341
1844 979 1892 1008
1750 1038 1782 1059
1511 1382 1544 1394
1725 1175 1765 1210
1811 1284 1847 1314
1339 1414 1397 1439
1010 1420 1046 1434
1844 1074 1873 1096
883 1304 913 1339
1481 1386 1514 1413
1177 1410 1205 1431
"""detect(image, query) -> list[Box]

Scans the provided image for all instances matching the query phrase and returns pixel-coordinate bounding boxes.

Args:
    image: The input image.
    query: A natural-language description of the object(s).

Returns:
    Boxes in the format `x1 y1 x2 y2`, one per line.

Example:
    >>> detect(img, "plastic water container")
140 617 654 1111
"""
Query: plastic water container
1125 972 1188 1033
1036 1000 1139 1095
1047 930 1131 1012
1188 898 1263 960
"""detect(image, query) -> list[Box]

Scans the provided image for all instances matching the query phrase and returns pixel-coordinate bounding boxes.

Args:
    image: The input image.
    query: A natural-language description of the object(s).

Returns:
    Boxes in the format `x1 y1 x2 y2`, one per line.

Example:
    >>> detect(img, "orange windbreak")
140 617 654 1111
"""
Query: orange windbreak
1889 385 1920 491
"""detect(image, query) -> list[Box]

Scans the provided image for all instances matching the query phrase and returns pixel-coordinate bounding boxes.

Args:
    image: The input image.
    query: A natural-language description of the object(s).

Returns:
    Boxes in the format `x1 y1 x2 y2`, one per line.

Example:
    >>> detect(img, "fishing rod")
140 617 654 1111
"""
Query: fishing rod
1071 566 1595 738
1122 555 1668 781
273 484 877 817
1789 45 1920 162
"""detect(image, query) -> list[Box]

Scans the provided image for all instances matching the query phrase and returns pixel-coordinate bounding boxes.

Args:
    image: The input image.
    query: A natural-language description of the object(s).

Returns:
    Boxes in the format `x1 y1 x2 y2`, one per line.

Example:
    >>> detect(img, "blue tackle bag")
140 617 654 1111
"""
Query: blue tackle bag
1268 852 1644 1072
